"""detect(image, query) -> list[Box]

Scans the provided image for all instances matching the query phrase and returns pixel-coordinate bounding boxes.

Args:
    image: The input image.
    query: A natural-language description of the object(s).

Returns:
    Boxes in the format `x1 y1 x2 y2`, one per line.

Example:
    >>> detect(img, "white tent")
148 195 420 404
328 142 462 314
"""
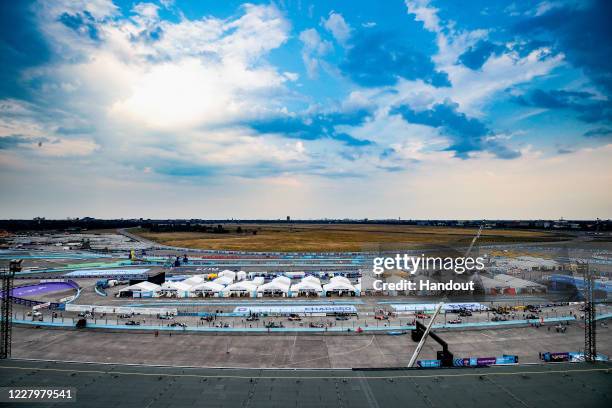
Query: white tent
161 281 191 292
190 281 225 296
330 276 351 285
271 276 291 286
257 277 290 296
323 280 356 294
120 281 160 293
118 281 160 298
223 280 260 297
218 270 236 281
252 276 265 285
182 275 206 287
290 280 323 296
212 276 233 286
302 275 321 285
236 271 247 281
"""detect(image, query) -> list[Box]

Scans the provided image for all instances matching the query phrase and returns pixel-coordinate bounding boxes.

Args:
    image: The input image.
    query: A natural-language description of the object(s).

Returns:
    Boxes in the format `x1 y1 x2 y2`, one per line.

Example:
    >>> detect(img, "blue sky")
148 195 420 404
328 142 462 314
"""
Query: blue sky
0 0 610 219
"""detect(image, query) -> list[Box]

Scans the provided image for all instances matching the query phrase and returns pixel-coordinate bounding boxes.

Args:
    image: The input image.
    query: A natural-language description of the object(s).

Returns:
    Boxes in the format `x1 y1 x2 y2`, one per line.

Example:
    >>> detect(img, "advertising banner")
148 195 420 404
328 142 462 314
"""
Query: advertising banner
233 305 357 315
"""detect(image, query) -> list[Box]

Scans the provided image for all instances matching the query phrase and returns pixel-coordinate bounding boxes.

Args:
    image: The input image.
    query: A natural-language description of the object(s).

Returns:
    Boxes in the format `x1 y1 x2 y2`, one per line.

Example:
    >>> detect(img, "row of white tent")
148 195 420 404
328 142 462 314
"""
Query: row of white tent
118 274 359 298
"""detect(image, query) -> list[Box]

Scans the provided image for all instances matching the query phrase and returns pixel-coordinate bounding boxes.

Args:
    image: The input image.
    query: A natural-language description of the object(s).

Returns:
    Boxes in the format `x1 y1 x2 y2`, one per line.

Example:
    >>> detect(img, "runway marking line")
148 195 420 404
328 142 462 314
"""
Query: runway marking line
0 365 609 381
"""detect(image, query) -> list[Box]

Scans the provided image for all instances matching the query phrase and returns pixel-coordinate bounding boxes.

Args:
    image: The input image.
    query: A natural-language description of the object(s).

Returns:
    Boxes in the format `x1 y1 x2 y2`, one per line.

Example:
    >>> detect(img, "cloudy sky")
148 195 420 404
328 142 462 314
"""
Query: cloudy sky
0 0 610 219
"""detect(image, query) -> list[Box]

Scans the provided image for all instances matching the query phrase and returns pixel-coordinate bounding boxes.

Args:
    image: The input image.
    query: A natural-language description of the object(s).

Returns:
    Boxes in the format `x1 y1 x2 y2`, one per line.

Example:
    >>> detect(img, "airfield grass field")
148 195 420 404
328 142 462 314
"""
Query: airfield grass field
130 224 566 252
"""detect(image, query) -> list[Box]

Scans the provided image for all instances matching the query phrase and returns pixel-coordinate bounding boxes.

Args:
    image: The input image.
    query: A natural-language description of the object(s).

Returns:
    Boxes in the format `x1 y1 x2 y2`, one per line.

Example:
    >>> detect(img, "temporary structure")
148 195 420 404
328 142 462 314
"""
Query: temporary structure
182 275 206 287
120 281 160 293
330 276 351 285
190 281 225 297
323 279 356 296
218 270 237 281
212 276 233 286
117 281 160 298
161 281 191 291
222 280 260 297
160 281 191 297
302 275 321 285
257 277 291 297
271 276 291 286
290 279 323 297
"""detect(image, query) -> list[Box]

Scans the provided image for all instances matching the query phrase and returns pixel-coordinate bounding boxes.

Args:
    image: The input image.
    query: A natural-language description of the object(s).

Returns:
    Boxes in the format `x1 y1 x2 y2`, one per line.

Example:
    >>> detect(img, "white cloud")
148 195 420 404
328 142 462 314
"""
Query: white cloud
321 11 351 45
299 28 332 78
405 0 440 32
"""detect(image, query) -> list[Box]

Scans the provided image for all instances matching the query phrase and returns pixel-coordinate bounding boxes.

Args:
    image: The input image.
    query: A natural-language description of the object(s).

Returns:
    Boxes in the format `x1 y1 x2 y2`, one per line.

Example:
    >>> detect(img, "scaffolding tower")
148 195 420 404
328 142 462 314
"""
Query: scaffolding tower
1 260 20 359
578 262 596 362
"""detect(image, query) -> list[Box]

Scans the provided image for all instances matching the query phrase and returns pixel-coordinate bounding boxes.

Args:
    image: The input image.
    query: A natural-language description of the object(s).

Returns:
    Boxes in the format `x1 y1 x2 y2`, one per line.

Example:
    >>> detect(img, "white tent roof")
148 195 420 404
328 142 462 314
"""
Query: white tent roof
302 275 321 285
479 275 509 290
493 274 546 289
161 281 191 291
218 270 236 281
212 276 233 286
190 282 225 292
290 280 323 293
330 276 351 285
236 271 247 281
121 281 161 292
224 281 259 292
323 280 356 292
252 276 265 285
182 275 206 286
271 276 291 286
257 280 290 293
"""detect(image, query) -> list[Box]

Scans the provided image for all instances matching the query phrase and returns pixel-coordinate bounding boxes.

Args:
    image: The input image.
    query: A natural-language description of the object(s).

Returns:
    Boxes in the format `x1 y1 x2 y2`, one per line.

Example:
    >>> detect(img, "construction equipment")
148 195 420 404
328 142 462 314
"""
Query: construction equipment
408 302 445 367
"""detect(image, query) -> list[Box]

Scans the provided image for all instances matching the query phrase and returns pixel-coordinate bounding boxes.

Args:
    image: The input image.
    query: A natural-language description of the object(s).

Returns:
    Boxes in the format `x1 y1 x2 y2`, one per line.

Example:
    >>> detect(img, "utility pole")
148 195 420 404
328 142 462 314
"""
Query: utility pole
579 263 596 362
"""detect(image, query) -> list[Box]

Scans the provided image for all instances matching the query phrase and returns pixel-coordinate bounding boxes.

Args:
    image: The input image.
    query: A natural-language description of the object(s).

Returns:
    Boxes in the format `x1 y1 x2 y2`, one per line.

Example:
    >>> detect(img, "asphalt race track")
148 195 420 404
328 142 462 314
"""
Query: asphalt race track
0 359 610 408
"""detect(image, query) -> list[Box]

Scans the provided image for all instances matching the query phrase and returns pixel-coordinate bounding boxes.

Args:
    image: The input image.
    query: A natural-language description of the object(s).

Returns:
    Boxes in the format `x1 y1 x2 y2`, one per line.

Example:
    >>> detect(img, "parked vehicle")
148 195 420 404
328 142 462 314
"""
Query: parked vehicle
125 320 140 326
201 316 214 322
288 314 302 321
374 314 389 320
335 315 350 321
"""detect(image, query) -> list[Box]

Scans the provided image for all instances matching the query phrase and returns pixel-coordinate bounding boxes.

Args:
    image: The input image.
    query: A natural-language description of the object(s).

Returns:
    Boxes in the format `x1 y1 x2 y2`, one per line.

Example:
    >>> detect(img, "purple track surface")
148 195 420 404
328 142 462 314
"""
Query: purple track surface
11 282 75 298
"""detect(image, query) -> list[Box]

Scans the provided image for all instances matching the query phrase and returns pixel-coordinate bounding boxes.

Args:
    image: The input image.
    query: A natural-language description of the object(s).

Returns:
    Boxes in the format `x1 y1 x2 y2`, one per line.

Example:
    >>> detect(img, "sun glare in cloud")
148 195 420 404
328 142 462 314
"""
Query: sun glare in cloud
112 58 236 129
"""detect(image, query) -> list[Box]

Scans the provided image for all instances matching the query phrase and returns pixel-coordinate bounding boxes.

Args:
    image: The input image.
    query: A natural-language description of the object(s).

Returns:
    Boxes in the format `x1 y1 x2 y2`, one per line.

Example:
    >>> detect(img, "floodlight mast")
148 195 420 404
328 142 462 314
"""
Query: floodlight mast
408 302 444 367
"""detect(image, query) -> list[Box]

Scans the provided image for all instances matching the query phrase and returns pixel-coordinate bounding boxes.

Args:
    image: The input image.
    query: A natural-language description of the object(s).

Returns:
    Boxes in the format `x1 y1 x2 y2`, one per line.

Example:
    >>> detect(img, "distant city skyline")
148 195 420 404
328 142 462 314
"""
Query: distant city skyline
1 0 611 219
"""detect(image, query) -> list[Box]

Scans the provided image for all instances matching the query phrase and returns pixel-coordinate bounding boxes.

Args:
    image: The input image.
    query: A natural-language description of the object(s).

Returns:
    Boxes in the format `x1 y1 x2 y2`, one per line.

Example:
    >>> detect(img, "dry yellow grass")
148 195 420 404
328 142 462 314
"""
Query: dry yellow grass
131 224 564 252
